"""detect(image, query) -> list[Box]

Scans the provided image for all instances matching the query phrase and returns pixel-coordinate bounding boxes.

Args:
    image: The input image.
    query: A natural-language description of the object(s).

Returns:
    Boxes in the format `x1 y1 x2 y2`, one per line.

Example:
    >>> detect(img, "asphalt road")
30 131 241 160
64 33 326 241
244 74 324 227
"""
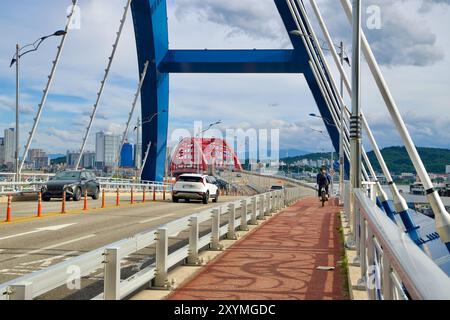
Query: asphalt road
0 195 244 299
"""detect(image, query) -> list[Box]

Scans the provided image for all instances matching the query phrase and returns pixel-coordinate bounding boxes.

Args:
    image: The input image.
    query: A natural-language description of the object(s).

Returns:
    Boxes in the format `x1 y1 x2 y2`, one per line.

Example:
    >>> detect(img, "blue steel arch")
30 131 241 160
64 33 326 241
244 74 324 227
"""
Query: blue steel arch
131 0 348 182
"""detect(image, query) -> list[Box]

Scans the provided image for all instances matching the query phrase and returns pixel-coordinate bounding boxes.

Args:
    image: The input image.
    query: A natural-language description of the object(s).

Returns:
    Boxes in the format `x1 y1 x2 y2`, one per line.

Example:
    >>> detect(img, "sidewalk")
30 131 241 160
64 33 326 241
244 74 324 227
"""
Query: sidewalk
168 198 348 300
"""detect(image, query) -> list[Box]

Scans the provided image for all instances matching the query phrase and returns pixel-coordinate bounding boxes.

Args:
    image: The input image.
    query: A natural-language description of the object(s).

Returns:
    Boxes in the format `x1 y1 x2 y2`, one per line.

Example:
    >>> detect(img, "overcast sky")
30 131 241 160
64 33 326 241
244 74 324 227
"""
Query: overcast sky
0 0 449 155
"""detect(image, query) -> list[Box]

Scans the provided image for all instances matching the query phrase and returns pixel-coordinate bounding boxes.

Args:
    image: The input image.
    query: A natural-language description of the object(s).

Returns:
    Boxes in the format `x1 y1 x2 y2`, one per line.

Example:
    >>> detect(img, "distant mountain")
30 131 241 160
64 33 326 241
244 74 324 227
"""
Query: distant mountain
282 151 337 163
50 156 66 165
279 149 311 158
237 148 310 161
281 146 450 174
367 146 450 174
48 154 65 160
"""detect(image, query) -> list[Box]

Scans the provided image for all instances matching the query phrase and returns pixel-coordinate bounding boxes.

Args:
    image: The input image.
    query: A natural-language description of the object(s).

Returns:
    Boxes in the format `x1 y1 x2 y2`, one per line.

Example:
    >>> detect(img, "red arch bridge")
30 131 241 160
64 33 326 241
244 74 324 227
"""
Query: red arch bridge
169 138 243 175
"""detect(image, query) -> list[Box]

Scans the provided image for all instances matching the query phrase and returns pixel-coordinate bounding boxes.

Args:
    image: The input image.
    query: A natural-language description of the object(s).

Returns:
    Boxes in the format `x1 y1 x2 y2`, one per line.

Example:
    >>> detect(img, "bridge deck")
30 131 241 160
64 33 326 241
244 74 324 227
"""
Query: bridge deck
168 198 348 300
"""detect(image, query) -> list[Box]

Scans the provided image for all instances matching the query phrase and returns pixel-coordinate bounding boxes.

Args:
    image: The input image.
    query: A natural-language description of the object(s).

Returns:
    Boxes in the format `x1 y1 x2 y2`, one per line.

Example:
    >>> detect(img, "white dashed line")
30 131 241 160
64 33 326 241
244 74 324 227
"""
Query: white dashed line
13 234 96 259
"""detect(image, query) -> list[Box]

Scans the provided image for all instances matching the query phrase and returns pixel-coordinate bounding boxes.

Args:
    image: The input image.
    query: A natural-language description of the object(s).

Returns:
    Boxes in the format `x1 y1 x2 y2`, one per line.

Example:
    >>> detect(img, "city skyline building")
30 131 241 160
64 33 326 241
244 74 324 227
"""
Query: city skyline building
3 128 15 166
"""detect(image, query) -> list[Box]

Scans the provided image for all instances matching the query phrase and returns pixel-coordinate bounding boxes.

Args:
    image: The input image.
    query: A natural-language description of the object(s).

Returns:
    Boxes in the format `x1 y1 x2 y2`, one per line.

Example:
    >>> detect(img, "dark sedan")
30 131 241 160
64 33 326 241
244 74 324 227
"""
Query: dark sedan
42 170 100 201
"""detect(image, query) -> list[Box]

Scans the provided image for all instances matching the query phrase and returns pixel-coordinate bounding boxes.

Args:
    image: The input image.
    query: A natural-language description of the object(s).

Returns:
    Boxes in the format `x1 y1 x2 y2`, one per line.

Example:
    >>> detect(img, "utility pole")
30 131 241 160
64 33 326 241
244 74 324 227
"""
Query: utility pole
339 41 345 202
349 0 362 246
15 44 20 184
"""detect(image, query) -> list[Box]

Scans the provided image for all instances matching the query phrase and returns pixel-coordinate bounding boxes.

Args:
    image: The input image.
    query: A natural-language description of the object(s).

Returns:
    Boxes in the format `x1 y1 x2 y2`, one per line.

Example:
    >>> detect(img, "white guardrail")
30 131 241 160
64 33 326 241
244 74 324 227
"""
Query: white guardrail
0 187 305 300
0 178 172 195
345 183 450 300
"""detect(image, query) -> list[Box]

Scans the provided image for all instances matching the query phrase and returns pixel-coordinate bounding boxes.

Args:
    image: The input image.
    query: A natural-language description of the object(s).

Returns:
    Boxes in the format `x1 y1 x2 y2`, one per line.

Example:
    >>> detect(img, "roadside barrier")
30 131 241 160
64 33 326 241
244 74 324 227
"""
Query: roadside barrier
0 188 306 300
37 192 42 218
61 191 67 214
5 195 11 222
83 190 88 211
1 181 173 222
101 189 106 208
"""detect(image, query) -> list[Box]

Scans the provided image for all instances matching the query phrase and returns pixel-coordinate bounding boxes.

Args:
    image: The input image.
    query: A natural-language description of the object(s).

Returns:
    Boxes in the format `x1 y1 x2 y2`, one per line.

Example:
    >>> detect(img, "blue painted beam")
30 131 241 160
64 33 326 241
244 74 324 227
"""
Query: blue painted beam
159 50 305 73
131 0 169 182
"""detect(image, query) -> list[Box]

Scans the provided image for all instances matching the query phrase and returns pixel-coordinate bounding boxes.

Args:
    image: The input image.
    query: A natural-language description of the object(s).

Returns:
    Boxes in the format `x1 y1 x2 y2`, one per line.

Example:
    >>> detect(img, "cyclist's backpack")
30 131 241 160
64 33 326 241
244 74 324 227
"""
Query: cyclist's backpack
318 173 329 186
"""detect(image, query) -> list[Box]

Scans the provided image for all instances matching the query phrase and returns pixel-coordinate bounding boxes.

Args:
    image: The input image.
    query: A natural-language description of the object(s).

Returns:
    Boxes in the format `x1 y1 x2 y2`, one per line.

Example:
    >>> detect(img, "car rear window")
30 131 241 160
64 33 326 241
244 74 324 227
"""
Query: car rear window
271 185 283 190
178 176 203 183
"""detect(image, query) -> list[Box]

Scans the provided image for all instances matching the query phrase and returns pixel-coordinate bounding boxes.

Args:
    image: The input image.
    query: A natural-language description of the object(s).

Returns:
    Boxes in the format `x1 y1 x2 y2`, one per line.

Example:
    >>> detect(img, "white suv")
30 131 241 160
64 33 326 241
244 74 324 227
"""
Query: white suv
172 174 220 204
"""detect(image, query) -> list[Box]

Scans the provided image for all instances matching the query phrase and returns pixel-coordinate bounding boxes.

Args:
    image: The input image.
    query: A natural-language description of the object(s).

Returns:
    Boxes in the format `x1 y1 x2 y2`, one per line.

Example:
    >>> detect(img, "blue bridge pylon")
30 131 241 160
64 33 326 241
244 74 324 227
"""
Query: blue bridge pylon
131 0 347 181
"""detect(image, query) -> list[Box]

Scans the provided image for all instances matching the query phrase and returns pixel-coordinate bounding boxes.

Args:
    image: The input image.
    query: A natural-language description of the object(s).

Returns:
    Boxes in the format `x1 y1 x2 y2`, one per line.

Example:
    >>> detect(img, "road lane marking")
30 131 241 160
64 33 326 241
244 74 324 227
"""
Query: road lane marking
0 223 77 241
13 234 96 259
20 250 79 267
139 214 176 224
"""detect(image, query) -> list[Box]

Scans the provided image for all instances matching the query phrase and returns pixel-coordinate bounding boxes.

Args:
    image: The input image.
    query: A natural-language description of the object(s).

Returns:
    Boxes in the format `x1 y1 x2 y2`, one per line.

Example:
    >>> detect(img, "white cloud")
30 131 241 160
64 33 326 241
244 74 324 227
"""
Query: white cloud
0 0 448 156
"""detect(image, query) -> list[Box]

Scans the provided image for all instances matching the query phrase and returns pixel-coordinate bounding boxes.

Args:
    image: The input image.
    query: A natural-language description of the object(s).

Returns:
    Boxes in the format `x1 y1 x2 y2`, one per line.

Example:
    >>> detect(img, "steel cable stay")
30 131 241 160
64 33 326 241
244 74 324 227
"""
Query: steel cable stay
301 0 425 242
307 0 410 221
18 0 79 175
75 0 133 170
111 60 150 178
287 0 418 238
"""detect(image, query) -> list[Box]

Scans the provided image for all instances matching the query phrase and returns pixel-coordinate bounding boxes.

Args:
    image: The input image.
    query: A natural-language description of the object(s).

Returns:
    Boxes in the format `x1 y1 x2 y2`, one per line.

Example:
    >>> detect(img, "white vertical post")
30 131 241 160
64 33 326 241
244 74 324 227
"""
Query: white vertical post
240 199 249 231
9 283 33 300
250 197 258 225
258 195 265 220
188 216 199 265
367 229 375 300
104 247 120 300
155 228 168 287
265 194 271 216
357 217 367 289
228 203 236 239
211 208 221 250
382 254 393 300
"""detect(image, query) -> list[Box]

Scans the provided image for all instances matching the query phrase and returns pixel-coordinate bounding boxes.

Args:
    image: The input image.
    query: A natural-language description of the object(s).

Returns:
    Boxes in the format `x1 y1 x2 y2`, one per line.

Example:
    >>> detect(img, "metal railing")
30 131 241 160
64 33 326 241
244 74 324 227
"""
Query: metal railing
347 185 450 300
0 177 172 195
0 187 305 300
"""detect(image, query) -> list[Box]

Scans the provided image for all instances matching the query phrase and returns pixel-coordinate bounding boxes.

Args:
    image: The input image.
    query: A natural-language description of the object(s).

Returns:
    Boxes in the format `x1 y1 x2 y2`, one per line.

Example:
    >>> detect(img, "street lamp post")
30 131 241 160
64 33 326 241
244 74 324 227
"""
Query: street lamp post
14 44 20 184
195 120 222 174
10 30 67 184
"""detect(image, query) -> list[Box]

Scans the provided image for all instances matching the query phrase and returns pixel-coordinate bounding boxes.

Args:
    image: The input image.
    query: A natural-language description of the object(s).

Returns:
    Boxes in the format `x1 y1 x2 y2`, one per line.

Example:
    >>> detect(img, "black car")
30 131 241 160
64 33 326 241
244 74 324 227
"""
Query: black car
42 170 100 201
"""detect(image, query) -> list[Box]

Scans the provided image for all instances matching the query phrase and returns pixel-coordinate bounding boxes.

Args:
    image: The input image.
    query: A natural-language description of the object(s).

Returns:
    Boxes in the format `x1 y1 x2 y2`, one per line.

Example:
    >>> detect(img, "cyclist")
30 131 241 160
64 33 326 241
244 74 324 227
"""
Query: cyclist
316 166 332 200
